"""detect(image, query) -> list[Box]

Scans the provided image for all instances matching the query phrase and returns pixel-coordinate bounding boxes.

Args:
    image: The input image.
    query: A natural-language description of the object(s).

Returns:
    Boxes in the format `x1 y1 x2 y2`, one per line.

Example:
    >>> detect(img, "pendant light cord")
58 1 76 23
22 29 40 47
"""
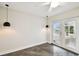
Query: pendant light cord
5 4 9 22
46 16 48 25
7 5 8 21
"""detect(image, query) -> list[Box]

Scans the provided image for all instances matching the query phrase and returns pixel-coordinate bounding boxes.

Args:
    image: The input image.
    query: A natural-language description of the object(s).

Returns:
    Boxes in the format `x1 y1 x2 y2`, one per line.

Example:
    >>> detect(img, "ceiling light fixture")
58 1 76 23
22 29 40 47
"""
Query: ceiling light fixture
3 4 11 27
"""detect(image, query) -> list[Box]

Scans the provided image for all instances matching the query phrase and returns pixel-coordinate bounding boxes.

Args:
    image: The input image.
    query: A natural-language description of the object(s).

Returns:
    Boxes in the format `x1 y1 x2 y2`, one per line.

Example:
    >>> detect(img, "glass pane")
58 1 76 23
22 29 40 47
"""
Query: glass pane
65 21 76 49
53 21 61 45
70 26 74 34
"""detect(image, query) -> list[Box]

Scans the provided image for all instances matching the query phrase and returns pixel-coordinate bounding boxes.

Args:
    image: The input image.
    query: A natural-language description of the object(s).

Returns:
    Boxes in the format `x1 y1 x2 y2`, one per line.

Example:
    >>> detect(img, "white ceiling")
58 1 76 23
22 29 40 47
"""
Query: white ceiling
0 2 79 17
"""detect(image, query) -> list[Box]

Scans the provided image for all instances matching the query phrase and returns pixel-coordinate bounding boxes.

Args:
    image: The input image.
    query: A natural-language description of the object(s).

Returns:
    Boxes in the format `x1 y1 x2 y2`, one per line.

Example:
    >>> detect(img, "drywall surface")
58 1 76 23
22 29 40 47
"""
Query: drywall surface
0 6 47 55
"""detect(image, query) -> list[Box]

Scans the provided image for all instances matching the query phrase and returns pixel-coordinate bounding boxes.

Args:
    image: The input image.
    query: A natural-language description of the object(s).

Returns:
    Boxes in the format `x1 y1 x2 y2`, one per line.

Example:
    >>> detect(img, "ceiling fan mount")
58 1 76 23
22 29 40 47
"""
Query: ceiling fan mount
38 1 62 13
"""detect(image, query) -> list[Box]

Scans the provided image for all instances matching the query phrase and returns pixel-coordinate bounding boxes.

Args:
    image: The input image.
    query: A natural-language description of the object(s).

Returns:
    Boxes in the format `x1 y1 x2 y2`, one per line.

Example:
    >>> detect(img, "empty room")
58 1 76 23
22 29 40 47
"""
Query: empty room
0 1 79 56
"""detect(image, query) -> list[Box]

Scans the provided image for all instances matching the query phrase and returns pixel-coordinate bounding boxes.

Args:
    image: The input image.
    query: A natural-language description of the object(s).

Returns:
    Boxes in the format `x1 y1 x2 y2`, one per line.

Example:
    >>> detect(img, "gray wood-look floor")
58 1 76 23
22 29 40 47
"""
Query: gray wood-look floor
3 43 78 56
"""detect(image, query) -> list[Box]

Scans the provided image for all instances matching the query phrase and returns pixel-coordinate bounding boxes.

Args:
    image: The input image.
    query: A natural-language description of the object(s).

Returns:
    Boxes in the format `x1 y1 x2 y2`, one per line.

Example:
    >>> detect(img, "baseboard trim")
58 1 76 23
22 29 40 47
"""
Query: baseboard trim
50 43 79 55
0 41 47 55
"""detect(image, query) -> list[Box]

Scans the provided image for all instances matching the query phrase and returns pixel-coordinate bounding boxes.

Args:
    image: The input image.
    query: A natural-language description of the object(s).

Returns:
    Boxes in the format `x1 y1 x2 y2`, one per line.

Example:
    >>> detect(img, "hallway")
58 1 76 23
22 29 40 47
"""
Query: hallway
3 43 78 56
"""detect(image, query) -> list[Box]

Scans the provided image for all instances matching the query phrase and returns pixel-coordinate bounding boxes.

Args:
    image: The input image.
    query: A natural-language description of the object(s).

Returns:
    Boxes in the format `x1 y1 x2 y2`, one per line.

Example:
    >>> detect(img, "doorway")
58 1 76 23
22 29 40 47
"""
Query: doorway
52 21 62 45
51 19 77 52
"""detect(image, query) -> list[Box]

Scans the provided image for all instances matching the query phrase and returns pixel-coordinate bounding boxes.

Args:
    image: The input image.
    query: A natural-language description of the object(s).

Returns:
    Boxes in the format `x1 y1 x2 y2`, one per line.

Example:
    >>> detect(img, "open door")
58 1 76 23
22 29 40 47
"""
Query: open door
52 21 62 45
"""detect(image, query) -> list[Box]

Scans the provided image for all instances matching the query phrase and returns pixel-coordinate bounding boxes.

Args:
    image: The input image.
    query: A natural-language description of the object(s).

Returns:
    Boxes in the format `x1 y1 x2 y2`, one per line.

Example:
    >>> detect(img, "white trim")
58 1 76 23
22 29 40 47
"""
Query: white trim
0 41 47 55
52 42 79 54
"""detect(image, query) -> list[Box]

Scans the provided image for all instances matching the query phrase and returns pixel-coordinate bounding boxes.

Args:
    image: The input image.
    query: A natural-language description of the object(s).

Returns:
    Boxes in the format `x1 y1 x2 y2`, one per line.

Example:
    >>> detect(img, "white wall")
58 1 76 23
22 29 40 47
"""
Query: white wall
0 6 47 55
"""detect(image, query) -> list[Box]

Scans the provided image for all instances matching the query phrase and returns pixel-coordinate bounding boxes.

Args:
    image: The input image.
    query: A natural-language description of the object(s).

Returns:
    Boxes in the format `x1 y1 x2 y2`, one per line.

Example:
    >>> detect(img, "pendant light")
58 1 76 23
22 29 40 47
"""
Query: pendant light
3 4 11 27
45 16 49 28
